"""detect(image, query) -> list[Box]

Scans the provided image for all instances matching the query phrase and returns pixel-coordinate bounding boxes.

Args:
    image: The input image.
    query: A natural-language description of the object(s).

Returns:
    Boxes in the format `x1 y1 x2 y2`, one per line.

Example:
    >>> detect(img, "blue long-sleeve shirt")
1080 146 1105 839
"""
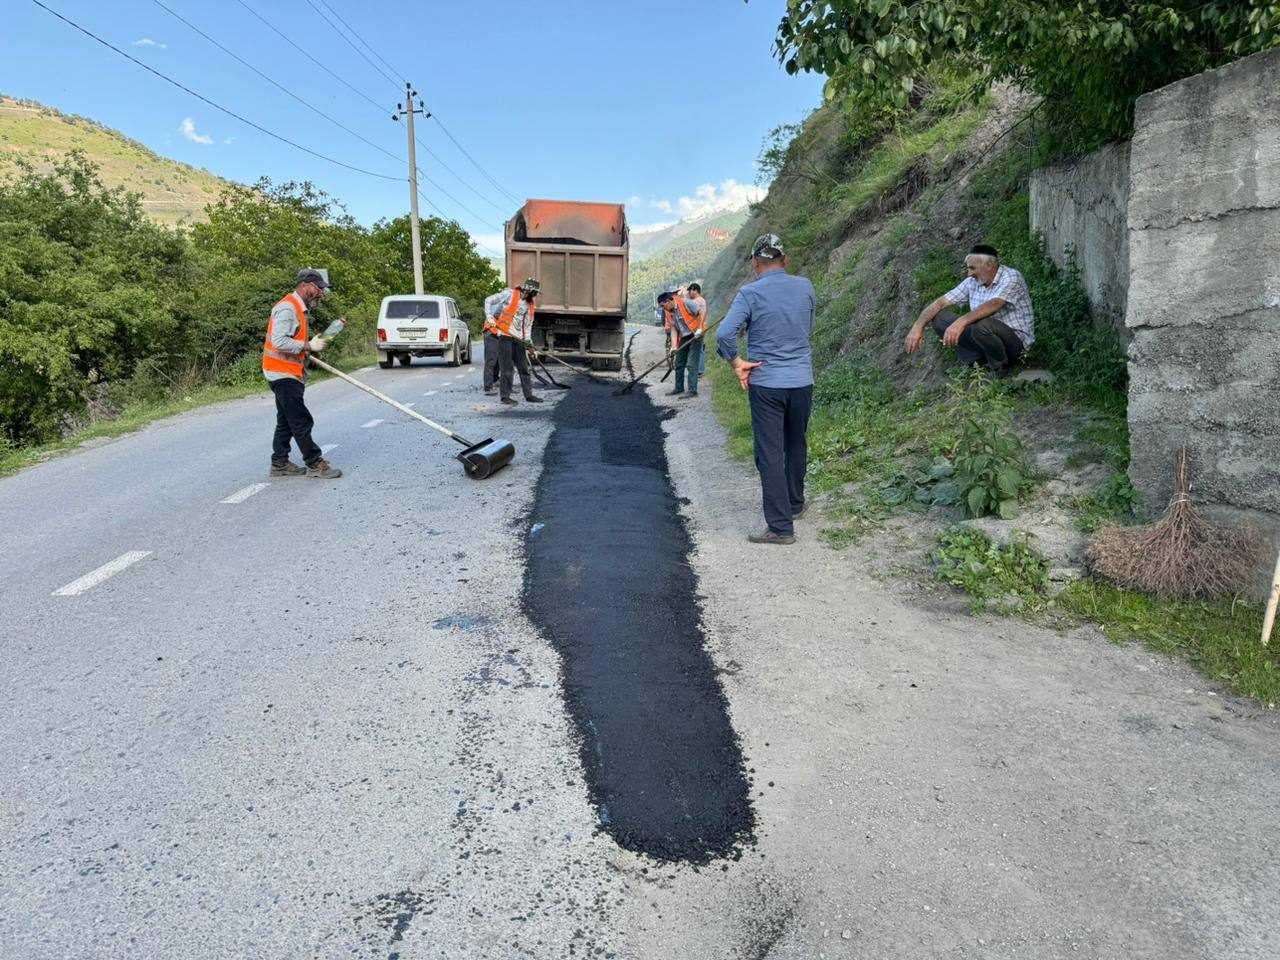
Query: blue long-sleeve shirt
716 268 815 388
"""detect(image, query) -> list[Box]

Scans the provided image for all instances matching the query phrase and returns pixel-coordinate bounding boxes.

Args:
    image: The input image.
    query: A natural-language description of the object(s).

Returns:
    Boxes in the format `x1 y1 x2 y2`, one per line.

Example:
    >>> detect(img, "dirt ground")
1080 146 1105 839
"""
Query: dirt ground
611 326 1280 960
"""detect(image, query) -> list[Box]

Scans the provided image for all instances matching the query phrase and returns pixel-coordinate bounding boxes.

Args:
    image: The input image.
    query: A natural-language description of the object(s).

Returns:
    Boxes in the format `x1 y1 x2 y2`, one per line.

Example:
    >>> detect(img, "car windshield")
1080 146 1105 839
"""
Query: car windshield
386 300 440 320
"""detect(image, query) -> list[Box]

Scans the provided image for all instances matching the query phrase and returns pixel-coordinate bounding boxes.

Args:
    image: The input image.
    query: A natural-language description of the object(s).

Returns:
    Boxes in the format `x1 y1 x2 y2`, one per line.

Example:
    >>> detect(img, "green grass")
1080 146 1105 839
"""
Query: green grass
1057 580 1280 707
936 526 1052 614
0 350 376 478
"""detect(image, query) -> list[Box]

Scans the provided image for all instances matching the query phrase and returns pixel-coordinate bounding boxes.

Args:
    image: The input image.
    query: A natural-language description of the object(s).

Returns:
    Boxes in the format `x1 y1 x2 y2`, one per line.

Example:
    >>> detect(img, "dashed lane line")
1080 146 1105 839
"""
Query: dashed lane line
322 444 340 454
424 390 438 397
221 482 270 504
403 402 416 409
53 551 152 597
361 419 385 429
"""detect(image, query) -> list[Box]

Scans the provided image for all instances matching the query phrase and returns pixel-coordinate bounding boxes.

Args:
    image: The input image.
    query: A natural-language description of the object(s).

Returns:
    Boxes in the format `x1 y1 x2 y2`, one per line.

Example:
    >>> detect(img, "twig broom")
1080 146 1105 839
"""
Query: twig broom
1086 448 1266 601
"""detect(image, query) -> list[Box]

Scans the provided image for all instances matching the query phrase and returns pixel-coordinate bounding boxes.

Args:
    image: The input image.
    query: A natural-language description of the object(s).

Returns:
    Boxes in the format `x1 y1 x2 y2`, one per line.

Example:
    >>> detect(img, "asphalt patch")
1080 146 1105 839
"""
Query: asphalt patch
522 379 754 863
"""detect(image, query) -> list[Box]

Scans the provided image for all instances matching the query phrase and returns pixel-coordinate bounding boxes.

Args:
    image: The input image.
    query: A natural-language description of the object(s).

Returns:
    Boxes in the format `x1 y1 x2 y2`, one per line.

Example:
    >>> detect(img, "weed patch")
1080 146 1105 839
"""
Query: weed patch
936 526 1052 614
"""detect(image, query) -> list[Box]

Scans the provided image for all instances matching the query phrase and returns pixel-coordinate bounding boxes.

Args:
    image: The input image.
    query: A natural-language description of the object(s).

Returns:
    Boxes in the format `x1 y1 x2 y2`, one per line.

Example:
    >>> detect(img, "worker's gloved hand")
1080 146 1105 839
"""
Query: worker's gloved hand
308 337 327 353
524 340 535 349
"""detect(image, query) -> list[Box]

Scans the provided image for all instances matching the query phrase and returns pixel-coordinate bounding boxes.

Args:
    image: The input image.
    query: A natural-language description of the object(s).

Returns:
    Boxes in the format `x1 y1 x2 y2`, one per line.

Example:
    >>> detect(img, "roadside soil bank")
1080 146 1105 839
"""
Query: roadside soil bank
620 326 1280 959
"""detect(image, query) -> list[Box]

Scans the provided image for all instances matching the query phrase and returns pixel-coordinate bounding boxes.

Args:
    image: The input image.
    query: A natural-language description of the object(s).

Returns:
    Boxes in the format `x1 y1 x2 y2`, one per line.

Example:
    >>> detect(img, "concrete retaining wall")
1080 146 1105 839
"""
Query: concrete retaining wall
1029 142 1130 338
1125 46 1280 550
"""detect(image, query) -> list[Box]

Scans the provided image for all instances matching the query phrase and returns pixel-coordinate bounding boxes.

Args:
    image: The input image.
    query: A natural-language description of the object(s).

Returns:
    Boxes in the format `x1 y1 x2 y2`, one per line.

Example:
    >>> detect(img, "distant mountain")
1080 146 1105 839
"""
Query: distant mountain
0 94 229 226
626 208 750 325
630 207 752 262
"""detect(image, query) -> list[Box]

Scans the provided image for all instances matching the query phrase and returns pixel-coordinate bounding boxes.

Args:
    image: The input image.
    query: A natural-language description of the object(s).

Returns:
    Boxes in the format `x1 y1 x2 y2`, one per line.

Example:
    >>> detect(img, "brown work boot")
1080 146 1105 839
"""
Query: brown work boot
268 460 306 477
305 458 343 479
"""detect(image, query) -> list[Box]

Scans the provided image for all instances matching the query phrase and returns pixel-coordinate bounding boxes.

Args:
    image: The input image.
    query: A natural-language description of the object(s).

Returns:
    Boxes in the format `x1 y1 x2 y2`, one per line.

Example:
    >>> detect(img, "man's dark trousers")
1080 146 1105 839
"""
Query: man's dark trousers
270 377 322 467
931 309 1024 375
748 384 813 536
497 336 535 400
483 331 500 391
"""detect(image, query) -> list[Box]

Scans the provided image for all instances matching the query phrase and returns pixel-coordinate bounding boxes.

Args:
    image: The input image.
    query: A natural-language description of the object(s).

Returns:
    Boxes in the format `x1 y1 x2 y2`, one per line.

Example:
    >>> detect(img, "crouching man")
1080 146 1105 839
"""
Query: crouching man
903 244 1035 377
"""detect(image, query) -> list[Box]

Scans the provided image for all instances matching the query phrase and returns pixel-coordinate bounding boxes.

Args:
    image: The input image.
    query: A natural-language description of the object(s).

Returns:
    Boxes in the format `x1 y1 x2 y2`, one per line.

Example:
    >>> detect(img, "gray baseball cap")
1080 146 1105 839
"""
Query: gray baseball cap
750 233 784 260
296 268 330 289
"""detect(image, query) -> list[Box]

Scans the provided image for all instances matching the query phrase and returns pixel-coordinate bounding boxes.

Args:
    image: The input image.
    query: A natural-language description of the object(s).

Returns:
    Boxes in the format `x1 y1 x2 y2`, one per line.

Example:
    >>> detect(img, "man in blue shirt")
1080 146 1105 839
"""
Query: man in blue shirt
717 234 816 545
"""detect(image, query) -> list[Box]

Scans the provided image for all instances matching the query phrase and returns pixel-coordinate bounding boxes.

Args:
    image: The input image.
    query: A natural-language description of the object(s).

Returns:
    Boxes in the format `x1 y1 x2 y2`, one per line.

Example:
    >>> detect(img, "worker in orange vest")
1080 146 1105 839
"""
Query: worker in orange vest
482 278 544 406
262 269 342 479
660 287 706 398
688 282 708 377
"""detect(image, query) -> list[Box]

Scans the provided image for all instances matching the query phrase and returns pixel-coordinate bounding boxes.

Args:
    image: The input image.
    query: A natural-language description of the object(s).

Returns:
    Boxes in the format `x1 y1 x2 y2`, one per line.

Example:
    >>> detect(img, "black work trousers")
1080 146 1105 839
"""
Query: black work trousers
497 336 535 400
932 310 1024 376
270 377 322 467
483 331 500 391
748 383 813 536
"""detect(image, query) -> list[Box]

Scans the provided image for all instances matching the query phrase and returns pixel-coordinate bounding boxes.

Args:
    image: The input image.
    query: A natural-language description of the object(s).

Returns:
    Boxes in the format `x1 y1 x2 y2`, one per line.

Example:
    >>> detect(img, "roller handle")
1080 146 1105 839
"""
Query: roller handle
309 356 474 447
1262 546 1280 646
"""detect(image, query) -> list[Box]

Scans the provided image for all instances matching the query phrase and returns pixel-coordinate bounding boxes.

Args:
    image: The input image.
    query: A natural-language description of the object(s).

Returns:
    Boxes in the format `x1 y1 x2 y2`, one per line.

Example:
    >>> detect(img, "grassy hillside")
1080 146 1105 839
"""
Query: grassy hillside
626 208 747 324
0 95 228 226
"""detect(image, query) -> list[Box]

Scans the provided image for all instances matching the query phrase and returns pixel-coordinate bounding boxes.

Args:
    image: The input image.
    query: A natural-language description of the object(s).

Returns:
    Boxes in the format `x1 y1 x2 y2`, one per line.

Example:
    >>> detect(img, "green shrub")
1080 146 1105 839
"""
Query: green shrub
946 369 1030 518
936 526 1051 614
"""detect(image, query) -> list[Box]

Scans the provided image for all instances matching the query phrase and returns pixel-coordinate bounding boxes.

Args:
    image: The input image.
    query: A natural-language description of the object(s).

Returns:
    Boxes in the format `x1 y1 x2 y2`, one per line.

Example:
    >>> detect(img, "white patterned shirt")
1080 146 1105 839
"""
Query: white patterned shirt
945 265 1036 349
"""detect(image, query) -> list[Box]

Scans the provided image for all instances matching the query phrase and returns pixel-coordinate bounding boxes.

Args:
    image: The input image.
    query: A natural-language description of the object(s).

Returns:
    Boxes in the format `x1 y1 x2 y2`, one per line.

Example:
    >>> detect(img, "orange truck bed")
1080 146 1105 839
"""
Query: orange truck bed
505 199 629 367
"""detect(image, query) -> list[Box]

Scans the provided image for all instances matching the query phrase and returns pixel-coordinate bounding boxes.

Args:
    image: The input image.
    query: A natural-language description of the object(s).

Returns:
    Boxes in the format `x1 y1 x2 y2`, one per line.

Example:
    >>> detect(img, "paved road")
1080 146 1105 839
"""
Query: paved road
1 347 635 958
5 329 1279 960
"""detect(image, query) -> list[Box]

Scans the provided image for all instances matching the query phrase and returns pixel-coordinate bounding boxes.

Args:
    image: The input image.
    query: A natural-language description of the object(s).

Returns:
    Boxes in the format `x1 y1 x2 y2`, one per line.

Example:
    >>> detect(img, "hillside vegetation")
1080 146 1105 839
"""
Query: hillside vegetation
706 5 1274 701
626 209 746 325
0 95 227 226
0 154 499 457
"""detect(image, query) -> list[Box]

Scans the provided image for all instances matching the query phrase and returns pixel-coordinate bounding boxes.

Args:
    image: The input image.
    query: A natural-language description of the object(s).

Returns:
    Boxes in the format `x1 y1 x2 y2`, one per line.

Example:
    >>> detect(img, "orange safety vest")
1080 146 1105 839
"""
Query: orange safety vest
661 304 674 332
262 292 309 380
488 289 533 338
672 296 703 335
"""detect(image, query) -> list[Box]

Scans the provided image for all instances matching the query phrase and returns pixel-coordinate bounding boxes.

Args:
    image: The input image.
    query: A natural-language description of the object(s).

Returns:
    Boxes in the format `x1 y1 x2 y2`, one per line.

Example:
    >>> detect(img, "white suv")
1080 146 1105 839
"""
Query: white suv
376 295 472 368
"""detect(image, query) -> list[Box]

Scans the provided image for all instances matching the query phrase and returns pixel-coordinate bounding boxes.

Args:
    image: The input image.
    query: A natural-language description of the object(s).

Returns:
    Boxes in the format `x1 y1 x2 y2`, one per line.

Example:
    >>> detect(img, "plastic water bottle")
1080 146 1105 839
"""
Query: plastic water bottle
322 316 347 338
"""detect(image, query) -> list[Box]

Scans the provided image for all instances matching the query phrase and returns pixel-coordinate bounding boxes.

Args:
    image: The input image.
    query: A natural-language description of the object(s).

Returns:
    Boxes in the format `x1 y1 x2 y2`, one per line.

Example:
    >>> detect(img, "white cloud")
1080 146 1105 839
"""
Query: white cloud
643 179 765 223
132 38 166 49
179 117 213 145
223 137 236 145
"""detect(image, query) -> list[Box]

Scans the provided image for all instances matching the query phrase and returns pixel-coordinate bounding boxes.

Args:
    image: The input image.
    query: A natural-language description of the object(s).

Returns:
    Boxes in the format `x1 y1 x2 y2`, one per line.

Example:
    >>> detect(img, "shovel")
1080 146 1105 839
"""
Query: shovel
309 356 515 479
612 316 723 397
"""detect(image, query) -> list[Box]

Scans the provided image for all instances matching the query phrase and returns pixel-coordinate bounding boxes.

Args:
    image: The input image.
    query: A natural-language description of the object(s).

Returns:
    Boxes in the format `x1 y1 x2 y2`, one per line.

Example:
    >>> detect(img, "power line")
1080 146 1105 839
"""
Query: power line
302 0 400 92
310 0 404 88
30 0 400 182
151 0 405 170
415 187 502 259
235 0 386 113
415 134 512 215
215 2 515 231
428 113 523 204
415 165 504 232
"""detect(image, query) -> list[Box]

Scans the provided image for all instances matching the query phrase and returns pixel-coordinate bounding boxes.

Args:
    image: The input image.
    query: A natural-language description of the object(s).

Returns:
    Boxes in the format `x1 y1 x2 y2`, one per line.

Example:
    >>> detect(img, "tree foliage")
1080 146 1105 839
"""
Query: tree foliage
772 0 1280 142
0 156 499 446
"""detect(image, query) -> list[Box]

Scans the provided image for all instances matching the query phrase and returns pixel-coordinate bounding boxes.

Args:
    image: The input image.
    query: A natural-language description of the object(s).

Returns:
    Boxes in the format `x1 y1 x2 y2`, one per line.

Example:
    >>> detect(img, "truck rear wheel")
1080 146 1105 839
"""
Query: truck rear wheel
377 351 394 369
462 338 472 364
447 339 461 367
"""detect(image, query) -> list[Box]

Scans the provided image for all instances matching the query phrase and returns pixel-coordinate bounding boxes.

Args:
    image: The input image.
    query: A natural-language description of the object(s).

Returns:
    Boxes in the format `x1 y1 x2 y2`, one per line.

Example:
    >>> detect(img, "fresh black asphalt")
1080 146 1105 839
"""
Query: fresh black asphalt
522 379 754 863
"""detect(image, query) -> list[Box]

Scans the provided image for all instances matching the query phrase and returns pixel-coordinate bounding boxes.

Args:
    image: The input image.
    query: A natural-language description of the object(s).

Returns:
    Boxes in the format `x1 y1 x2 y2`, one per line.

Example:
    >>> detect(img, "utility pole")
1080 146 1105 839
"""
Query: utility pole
392 82 430 295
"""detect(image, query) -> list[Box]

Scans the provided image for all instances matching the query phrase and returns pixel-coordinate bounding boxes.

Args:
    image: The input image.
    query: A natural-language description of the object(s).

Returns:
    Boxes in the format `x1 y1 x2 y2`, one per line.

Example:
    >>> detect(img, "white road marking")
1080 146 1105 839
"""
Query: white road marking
403 402 416 409
357 366 374 372
53 551 151 596
361 419 385 428
221 482 270 504
322 443 340 454
424 390 438 397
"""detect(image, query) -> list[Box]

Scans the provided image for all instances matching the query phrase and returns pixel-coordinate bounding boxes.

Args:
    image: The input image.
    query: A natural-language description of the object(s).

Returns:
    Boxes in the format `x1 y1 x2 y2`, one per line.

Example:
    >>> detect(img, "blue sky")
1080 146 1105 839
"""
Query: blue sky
3 0 825 256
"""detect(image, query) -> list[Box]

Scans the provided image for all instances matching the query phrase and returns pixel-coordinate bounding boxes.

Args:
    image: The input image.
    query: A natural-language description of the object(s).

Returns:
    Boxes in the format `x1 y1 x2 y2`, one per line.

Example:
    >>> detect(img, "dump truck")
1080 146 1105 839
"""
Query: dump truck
505 199 629 371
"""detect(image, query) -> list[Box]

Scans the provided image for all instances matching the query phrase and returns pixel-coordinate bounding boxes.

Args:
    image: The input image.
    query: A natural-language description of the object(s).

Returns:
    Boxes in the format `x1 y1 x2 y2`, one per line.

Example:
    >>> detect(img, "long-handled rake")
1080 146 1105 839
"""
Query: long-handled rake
612 316 723 397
